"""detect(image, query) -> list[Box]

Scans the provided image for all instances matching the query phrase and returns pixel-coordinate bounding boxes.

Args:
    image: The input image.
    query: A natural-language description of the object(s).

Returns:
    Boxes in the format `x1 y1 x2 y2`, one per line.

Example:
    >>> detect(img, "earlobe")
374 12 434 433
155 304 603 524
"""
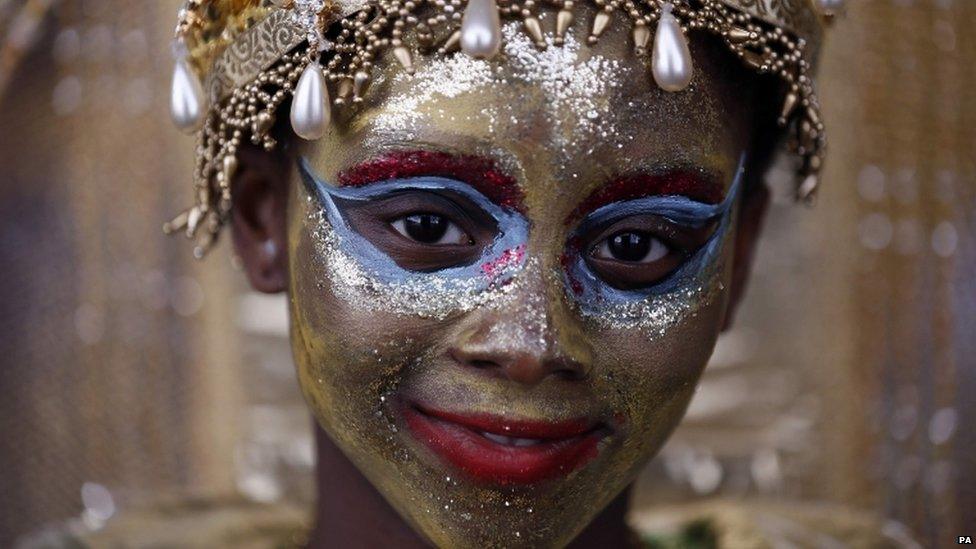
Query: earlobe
230 145 291 294
722 179 770 331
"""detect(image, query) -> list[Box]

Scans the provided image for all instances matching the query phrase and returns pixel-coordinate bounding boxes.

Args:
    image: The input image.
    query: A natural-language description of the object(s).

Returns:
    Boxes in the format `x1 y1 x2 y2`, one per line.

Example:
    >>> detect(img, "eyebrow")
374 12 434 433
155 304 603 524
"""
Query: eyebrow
336 150 526 213
565 170 725 225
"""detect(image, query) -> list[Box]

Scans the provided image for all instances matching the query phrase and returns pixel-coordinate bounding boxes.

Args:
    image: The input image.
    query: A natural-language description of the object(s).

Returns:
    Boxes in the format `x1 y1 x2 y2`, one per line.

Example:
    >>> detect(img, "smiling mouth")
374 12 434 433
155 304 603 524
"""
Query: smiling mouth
401 402 611 485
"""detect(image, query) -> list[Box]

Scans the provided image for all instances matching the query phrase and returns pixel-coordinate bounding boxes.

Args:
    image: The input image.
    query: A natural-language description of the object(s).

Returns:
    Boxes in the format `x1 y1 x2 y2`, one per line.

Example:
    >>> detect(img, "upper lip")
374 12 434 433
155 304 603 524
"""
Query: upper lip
402 400 616 484
412 402 607 440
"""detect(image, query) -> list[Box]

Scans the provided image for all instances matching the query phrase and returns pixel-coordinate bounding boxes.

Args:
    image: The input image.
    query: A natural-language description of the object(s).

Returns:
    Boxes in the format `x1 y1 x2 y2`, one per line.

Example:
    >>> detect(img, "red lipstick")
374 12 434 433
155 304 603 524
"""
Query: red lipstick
402 404 608 485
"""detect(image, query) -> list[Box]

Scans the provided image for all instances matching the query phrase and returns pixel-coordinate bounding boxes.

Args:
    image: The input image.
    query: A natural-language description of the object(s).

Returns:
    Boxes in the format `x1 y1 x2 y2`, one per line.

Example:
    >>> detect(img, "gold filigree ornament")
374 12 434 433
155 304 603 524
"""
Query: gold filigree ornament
166 0 841 258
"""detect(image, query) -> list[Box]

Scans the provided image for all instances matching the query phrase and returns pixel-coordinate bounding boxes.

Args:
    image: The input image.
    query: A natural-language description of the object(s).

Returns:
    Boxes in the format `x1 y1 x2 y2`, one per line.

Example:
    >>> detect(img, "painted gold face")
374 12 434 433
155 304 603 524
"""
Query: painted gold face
285 10 758 548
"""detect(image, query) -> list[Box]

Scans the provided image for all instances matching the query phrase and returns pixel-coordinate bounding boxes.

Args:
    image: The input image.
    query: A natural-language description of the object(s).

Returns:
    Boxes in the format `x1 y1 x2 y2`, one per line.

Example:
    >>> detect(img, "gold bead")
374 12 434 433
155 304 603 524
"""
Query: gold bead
555 9 573 45
523 16 545 49
254 111 275 135
393 46 415 74
589 11 610 43
163 208 191 235
797 174 818 203
778 92 798 125
440 29 462 53
186 206 203 238
334 77 353 105
353 70 371 102
222 154 239 182
806 105 821 126
632 23 650 55
727 26 752 43
742 50 765 70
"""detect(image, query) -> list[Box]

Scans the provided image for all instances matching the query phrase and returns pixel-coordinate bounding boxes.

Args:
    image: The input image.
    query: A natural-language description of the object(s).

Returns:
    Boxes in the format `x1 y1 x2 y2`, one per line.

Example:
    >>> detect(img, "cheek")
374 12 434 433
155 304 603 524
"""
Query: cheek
581 284 728 480
596 295 726 412
586 225 737 450
286 211 435 438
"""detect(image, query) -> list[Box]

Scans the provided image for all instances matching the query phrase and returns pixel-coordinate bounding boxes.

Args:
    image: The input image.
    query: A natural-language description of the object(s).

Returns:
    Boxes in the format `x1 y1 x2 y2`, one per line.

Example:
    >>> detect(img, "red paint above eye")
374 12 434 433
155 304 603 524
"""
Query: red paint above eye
337 150 526 212
566 171 725 225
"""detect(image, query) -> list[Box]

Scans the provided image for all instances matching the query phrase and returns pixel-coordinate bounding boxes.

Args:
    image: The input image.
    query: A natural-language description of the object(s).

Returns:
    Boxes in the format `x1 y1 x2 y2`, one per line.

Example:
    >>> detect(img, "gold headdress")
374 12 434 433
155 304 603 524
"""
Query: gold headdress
166 0 840 257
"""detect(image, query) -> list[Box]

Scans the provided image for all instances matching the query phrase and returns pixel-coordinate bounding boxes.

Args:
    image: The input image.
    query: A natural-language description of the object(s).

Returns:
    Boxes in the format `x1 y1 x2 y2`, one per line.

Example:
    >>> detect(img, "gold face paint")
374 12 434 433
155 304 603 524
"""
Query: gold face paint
286 10 757 548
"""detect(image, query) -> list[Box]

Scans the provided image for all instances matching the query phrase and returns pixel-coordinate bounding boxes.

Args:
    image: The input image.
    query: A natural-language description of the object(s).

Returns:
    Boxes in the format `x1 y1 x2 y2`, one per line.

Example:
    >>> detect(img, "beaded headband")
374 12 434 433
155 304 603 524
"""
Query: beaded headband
166 0 840 257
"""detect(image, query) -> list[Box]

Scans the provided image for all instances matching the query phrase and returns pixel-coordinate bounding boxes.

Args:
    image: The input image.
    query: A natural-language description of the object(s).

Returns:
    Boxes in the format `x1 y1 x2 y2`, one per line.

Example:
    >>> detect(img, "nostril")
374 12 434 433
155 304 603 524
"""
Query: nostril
469 359 498 370
554 366 586 381
450 348 502 371
450 348 588 384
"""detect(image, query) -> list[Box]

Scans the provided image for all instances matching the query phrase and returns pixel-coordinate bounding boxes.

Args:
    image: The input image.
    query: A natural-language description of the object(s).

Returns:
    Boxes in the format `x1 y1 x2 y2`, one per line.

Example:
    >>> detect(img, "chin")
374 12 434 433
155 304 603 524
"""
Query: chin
303 377 678 548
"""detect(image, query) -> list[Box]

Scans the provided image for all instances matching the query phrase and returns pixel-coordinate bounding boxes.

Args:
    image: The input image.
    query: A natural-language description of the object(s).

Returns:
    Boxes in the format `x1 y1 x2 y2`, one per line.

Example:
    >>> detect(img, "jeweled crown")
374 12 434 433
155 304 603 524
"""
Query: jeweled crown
167 0 840 257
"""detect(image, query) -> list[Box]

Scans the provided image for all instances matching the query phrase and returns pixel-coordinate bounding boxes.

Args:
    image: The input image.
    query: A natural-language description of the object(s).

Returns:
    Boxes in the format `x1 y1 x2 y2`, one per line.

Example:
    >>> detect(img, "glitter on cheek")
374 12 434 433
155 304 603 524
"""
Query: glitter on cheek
581 243 729 337
306 207 516 319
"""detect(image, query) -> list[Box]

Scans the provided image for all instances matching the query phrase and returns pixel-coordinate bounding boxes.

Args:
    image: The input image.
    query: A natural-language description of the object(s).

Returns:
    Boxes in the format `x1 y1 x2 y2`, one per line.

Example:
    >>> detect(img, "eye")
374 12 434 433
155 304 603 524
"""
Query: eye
594 231 669 263
582 216 717 291
337 189 498 272
391 213 473 246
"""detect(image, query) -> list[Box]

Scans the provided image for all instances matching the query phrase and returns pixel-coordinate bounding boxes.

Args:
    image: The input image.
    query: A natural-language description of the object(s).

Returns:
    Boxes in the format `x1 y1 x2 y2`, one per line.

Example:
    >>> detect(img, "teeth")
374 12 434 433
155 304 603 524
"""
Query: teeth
480 432 542 446
482 432 509 445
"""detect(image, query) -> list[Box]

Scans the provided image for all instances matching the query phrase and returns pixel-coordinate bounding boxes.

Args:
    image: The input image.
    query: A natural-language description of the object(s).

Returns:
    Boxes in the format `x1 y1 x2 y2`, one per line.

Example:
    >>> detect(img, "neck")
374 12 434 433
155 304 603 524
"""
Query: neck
306 422 634 548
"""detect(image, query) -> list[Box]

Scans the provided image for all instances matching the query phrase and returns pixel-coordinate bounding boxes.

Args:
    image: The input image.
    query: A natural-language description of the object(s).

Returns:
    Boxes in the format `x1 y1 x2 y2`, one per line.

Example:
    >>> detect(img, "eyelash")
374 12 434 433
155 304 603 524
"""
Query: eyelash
390 213 472 246
592 232 671 264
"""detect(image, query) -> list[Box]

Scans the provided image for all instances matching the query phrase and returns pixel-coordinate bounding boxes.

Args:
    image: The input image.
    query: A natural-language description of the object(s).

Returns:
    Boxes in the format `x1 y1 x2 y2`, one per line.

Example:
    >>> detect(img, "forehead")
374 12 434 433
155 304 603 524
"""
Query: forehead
303 17 757 209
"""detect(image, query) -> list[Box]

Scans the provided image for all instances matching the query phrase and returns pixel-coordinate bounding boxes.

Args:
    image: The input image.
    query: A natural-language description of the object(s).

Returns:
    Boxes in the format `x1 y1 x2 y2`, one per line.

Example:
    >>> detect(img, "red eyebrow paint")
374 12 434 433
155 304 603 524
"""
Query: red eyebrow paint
566 171 724 225
338 150 526 212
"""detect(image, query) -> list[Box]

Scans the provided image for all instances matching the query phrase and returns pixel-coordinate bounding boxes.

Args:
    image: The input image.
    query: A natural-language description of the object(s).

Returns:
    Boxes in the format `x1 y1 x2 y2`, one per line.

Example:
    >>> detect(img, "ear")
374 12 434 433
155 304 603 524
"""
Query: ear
230 145 291 293
722 180 770 331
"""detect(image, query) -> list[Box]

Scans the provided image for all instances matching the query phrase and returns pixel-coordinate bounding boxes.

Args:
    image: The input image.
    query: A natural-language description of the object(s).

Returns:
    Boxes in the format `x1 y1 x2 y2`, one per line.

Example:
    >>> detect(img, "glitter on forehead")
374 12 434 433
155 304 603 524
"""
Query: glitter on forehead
368 48 494 139
369 20 627 152
498 20 625 143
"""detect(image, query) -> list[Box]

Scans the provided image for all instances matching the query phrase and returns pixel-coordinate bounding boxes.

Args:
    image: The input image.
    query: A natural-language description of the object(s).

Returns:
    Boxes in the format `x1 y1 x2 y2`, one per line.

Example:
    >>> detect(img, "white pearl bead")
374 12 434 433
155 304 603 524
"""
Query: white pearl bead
460 0 502 59
652 3 693 93
170 58 207 133
290 61 331 141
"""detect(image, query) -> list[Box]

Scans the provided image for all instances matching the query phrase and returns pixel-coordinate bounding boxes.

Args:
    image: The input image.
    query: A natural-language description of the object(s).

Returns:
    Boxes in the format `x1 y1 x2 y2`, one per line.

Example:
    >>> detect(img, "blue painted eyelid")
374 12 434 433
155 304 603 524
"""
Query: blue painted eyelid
297 153 746 308
299 157 517 221
298 156 530 284
574 164 744 235
565 153 748 306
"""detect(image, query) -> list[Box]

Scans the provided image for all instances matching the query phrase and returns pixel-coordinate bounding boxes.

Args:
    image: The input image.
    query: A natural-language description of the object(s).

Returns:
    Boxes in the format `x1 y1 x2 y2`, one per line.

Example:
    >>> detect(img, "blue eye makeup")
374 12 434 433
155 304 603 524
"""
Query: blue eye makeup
301 152 744 326
299 157 530 318
563 154 746 321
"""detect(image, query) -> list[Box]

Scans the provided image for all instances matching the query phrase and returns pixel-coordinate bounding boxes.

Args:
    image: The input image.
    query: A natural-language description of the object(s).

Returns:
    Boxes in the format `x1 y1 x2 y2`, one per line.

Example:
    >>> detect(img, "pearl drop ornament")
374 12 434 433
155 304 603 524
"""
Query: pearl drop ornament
460 0 502 59
290 61 331 140
651 3 693 92
171 58 207 133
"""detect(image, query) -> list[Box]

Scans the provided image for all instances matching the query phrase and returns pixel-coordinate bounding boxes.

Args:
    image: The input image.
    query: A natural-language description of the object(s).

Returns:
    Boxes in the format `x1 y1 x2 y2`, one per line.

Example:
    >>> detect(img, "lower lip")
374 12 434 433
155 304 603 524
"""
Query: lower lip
401 405 606 485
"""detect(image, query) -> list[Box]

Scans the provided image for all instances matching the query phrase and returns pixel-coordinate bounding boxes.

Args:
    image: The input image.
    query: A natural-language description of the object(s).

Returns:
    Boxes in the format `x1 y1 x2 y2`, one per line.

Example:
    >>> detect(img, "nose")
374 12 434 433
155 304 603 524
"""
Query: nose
452 344 588 385
451 268 592 386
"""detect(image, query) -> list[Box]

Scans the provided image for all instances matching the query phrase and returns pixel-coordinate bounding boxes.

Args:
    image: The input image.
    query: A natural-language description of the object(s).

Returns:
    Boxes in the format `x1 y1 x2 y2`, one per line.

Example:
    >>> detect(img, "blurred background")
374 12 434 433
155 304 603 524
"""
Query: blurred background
0 0 972 546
